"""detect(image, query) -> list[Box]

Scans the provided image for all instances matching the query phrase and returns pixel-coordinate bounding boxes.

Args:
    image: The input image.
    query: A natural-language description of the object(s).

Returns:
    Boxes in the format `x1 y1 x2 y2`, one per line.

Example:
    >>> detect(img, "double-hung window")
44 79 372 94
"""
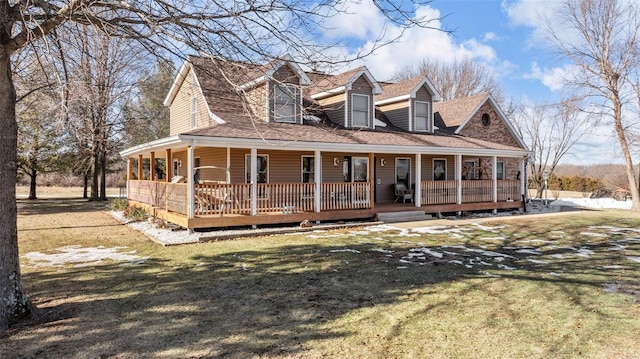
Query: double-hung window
497 161 505 180
352 94 369 127
415 101 429 131
301 156 315 183
273 84 297 123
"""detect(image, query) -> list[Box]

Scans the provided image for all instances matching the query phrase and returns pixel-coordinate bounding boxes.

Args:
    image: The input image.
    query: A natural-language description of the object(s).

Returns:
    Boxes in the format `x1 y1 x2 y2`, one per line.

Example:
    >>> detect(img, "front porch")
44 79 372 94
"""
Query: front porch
128 179 522 229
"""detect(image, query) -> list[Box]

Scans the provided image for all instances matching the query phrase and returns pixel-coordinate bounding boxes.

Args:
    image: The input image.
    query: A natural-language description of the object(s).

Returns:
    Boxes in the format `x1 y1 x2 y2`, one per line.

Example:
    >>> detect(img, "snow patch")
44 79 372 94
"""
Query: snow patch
23 245 150 268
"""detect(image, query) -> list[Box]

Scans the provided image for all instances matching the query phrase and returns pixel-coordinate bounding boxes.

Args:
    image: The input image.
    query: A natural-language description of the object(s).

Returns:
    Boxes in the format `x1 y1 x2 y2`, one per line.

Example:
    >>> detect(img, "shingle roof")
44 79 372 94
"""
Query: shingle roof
182 59 524 154
433 93 488 128
306 67 365 96
182 115 524 152
377 77 424 102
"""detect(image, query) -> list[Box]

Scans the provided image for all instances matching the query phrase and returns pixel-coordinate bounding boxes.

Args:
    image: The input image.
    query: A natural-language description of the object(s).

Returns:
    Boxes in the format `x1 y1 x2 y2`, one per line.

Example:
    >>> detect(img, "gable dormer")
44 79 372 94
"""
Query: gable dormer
164 57 229 136
376 76 442 133
238 57 310 124
309 66 382 129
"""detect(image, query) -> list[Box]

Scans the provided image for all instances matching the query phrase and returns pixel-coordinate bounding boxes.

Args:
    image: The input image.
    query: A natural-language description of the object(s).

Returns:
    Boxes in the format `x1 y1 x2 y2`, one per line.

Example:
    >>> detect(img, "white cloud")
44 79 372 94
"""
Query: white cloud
502 0 560 45
522 62 569 91
331 4 512 82
323 0 389 40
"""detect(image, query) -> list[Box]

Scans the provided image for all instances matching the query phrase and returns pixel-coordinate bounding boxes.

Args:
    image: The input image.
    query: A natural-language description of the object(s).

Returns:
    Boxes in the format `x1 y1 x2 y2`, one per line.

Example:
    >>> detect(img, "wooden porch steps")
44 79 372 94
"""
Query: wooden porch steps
376 210 433 223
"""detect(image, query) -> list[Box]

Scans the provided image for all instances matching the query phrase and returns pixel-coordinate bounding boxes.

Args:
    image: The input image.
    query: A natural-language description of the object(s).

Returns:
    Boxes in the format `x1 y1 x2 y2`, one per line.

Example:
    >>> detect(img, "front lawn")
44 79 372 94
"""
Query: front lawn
2 199 639 358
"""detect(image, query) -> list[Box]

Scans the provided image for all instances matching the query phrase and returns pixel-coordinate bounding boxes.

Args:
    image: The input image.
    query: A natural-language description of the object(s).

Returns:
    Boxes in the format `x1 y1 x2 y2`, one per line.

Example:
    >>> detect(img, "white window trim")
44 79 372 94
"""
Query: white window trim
351 93 370 128
433 158 447 181
414 100 430 132
351 156 369 182
190 96 198 129
172 159 180 177
497 161 506 180
245 154 269 183
301 155 315 183
395 157 411 187
273 84 297 123
464 160 476 180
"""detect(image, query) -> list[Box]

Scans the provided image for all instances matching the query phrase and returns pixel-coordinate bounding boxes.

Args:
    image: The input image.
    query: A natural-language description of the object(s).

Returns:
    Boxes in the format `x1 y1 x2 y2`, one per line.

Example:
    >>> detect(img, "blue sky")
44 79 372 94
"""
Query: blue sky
321 0 622 165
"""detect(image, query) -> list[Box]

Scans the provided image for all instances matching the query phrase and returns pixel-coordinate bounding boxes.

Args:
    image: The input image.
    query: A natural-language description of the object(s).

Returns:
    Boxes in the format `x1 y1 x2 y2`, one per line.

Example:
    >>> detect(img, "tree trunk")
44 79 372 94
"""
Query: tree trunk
100 146 107 201
28 167 37 200
0 46 31 331
83 172 88 199
90 146 99 201
612 94 640 210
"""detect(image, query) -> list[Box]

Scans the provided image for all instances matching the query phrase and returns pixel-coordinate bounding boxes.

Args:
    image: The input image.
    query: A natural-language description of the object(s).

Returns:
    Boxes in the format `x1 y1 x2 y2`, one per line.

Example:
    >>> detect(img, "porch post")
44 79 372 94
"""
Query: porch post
492 156 498 203
187 145 195 219
414 153 422 207
456 154 462 204
369 152 375 209
150 151 156 180
492 156 498 213
226 147 231 183
127 157 132 198
314 150 321 213
520 157 526 199
166 149 172 181
250 148 258 216
137 154 143 180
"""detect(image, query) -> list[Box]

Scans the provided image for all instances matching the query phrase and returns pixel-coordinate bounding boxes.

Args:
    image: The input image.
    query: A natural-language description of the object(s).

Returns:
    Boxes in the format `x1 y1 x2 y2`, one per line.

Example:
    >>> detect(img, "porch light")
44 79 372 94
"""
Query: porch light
333 157 339 166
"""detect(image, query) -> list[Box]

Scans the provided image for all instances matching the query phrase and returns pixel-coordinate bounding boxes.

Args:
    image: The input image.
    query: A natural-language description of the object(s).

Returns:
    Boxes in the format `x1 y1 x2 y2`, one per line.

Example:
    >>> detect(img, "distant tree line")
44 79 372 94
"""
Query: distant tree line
529 174 604 193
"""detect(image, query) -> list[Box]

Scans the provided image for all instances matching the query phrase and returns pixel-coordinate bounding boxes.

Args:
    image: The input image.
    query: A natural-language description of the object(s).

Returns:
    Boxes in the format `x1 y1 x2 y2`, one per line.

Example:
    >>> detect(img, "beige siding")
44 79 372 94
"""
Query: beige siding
169 67 211 135
378 101 410 131
245 84 267 122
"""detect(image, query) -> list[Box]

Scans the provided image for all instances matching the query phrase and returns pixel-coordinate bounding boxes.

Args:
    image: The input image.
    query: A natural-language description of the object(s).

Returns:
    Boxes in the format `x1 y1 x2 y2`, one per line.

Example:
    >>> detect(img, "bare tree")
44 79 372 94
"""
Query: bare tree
543 0 640 209
122 61 174 148
0 0 441 330
393 57 505 104
513 99 590 198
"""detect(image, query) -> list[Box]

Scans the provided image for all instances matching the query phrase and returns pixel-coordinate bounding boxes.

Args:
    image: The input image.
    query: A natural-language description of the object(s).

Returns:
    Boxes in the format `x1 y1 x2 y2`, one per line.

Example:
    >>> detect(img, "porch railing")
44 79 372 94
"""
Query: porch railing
320 182 371 211
256 183 315 214
421 180 457 205
195 183 252 216
420 180 521 205
497 180 521 201
128 180 188 215
461 180 494 203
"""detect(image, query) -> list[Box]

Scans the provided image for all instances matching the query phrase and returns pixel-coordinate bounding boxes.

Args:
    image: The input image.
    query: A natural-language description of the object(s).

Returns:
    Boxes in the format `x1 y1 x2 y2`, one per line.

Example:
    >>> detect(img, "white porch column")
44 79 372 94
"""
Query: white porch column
492 156 498 203
226 147 231 183
126 158 131 199
414 153 422 207
520 157 526 200
456 154 462 204
187 145 195 219
314 150 321 213
250 148 258 216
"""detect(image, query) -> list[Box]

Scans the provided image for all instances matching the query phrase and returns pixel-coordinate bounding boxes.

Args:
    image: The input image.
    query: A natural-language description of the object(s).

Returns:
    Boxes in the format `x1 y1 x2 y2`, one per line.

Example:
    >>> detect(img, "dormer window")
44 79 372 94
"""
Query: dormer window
415 101 430 131
352 94 369 127
190 97 198 128
273 84 297 123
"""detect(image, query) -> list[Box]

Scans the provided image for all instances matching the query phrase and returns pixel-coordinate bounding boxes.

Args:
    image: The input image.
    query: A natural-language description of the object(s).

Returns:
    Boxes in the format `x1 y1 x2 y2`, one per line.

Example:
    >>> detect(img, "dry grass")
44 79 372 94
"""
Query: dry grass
2 197 639 358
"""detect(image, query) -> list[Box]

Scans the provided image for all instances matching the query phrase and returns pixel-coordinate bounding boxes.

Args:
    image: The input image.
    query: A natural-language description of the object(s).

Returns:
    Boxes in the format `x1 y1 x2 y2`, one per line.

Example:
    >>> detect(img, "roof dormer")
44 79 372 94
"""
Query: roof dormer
376 76 442 133
308 66 381 129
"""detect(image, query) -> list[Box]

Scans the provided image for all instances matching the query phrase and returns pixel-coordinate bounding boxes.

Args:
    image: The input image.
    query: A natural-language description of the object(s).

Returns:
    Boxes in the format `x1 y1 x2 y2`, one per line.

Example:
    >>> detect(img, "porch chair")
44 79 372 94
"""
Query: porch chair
394 183 413 203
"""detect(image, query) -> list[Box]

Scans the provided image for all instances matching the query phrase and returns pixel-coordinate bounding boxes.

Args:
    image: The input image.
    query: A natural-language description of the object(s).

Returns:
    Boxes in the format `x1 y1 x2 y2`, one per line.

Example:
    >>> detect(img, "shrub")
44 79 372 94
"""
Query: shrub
108 198 129 211
124 206 148 221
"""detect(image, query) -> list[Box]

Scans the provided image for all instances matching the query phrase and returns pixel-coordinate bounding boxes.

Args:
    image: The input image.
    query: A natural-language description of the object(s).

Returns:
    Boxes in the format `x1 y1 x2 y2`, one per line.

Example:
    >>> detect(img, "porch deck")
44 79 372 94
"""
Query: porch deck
128 178 523 229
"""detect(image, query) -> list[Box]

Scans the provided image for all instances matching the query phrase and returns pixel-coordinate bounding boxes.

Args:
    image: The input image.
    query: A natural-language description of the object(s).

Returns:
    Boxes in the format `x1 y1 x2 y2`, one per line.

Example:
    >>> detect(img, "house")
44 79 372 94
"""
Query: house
120 55 530 230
